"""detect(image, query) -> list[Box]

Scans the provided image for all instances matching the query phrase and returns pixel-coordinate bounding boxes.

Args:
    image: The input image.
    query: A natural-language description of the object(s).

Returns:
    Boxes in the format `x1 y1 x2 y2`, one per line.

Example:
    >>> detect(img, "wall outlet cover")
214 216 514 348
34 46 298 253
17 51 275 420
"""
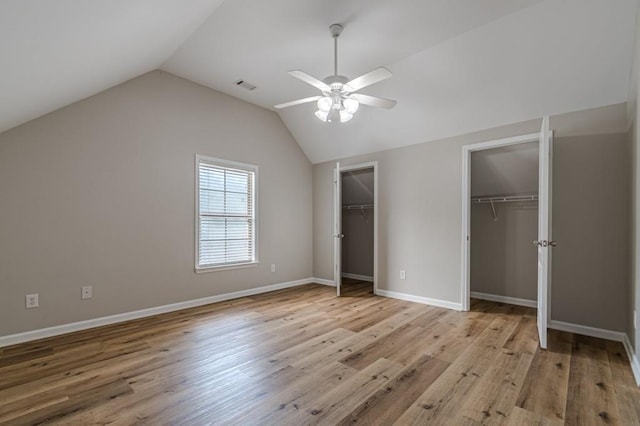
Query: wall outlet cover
26 294 39 309
400 270 406 280
81 286 93 300
271 264 276 273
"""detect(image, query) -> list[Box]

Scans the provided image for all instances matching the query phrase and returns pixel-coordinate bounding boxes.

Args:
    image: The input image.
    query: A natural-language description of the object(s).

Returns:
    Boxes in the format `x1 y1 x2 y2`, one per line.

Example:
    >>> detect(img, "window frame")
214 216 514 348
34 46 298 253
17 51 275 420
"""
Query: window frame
194 154 259 272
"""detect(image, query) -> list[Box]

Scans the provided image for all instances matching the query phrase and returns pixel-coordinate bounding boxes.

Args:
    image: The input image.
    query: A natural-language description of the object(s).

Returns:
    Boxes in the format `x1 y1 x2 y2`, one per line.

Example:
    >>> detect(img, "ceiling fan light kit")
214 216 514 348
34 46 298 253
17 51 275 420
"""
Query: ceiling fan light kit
274 23 397 123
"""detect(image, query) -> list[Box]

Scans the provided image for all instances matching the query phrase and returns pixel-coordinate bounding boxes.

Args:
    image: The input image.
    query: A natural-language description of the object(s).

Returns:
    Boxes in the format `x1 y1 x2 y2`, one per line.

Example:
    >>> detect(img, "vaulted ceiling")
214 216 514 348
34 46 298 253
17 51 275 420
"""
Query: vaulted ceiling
0 0 226 135
1 0 637 163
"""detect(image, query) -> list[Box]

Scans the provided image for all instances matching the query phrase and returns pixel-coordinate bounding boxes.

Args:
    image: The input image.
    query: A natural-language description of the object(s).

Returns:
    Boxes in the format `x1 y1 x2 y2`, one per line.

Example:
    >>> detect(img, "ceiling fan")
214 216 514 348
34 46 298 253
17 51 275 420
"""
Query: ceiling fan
274 23 397 123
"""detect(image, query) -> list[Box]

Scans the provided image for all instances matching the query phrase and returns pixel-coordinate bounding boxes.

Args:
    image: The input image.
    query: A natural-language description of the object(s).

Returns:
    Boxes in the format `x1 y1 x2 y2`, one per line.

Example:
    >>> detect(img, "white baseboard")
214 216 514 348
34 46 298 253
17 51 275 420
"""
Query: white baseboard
623 334 640 386
470 291 537 308
312 277 336 287
376 289 462 311
341 273 374 282
0 277 317 348
548 320 626 342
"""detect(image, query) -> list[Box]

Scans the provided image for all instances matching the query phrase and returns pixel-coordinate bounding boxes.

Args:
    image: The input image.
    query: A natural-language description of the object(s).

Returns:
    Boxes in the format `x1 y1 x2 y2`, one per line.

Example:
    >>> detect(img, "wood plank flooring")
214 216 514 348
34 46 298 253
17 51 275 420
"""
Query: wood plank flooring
1 279 639 425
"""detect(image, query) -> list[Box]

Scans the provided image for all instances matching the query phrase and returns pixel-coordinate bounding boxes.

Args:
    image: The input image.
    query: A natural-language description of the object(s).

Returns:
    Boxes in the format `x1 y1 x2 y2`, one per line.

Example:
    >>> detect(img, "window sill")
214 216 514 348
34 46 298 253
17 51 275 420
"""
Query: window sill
195 261 260 274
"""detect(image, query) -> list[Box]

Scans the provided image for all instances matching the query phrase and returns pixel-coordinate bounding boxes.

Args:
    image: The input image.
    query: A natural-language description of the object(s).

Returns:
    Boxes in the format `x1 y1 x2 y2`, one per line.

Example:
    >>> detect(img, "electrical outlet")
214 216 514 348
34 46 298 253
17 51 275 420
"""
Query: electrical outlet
271 264 276 273
26 294 39 309
81 286 93 300
400 270 406 280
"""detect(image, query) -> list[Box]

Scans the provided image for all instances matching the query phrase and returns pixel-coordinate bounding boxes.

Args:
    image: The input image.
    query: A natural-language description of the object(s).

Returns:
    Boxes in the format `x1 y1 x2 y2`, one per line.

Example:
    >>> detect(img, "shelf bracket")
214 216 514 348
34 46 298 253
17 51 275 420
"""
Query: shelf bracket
360 207 368 221
490 200 497 222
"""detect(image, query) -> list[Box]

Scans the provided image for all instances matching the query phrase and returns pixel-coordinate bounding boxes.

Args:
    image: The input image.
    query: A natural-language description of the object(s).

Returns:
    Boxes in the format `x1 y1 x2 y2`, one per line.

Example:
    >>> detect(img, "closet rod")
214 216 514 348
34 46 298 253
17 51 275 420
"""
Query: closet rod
471 194 538 204
343 204 374 210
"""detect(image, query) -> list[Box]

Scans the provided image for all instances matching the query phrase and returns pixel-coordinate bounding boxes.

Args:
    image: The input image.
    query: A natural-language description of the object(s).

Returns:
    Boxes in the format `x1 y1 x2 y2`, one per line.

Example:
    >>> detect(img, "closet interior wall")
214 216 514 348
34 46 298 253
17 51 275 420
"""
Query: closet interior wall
341 169 374 281
470 142 539 302
471 201 538 301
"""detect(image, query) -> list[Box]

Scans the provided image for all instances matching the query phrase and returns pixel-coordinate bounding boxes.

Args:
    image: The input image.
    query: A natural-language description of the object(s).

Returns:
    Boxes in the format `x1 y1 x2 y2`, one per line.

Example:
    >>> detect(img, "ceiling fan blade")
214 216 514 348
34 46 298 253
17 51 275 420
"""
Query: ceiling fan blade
288 70 331 92
274 96 321 109
351 93 397 109
344 67 392 92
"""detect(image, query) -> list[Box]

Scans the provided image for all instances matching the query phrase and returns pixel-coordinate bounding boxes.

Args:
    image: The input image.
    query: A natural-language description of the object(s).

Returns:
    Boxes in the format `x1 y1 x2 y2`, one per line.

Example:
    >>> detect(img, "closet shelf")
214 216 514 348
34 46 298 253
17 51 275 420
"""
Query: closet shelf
471 194 538 204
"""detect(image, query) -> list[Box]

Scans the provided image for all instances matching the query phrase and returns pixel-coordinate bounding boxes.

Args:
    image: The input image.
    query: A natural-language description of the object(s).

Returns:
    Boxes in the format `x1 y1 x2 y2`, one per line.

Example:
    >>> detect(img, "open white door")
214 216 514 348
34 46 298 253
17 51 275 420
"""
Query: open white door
536 116 553 349
334 162 343 296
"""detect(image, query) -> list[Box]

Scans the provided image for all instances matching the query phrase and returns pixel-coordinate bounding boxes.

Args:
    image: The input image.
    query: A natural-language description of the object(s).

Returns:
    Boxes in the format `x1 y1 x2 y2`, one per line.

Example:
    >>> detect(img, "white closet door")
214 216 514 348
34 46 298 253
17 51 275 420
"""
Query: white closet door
334 162 342 296
536 116 553 349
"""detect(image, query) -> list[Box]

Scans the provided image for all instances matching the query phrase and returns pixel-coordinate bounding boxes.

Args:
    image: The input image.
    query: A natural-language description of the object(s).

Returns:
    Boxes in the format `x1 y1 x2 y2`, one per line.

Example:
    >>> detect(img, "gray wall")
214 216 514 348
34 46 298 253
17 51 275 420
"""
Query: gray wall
341 169 374 278
313 112 630 332
552 134 630 331
470 202 538 301
0 70 313 336
313 119 546 304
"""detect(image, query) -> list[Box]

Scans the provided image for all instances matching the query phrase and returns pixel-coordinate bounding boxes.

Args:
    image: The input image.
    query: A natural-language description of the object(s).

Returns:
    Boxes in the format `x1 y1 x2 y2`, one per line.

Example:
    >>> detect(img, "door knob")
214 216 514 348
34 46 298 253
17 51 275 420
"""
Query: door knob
549 241 557 247
532 240 541 247
334 234 344 238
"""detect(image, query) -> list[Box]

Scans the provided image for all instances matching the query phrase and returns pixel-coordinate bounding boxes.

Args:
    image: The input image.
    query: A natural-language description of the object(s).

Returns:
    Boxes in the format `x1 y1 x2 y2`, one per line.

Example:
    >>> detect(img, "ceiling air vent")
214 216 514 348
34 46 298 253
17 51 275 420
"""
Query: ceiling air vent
235 80 256 91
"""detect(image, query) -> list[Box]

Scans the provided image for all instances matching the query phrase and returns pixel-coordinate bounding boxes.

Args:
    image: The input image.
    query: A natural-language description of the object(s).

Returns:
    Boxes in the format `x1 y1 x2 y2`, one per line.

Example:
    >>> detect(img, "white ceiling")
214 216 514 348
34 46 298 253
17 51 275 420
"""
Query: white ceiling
164 0 638 163
0 0 225 133
1 0 637 164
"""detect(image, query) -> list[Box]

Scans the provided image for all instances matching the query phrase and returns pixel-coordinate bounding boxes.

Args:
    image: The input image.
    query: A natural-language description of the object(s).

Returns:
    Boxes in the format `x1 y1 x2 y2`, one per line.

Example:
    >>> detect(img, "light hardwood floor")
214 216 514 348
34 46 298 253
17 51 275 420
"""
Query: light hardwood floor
1 280 639 425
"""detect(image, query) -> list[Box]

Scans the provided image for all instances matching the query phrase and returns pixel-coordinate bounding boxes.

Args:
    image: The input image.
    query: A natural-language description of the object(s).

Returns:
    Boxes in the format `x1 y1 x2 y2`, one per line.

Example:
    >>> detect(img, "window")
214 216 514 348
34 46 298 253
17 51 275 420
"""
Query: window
196 155 258 271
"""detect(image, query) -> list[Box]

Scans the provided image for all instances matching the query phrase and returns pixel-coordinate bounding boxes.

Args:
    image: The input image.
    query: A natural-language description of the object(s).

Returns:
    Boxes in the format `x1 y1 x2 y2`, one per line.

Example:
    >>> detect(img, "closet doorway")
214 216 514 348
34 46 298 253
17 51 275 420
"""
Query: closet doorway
333 162 378 297
470 143 539 308
461 117 553 348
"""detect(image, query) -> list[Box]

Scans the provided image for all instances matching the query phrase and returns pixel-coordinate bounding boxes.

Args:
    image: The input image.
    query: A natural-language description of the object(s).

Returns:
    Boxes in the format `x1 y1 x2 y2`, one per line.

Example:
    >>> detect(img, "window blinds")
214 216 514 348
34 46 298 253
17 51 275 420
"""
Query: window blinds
198 160 255 268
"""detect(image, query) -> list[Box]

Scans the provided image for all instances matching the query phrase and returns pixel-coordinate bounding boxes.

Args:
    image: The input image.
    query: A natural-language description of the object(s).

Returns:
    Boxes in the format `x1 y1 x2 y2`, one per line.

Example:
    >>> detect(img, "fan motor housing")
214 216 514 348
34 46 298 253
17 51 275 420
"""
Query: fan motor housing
324 75 349 88
329 24 343 37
